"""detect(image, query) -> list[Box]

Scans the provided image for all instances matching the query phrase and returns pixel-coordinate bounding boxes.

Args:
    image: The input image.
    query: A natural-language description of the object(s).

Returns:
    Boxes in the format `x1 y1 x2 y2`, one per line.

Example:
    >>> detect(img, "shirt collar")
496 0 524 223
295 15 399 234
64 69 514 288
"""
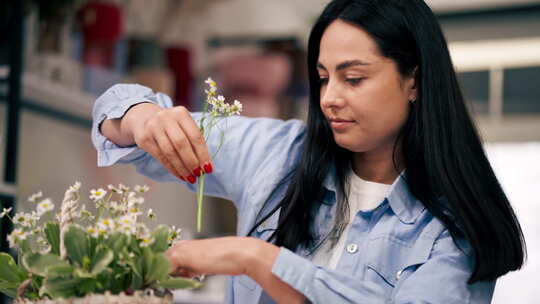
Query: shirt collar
322 168 425 224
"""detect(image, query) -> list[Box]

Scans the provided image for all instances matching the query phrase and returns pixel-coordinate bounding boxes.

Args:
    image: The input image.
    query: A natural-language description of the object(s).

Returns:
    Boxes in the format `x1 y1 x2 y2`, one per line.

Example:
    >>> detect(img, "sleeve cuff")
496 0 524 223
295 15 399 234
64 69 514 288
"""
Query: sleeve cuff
91 84 175 167
271 247 317 297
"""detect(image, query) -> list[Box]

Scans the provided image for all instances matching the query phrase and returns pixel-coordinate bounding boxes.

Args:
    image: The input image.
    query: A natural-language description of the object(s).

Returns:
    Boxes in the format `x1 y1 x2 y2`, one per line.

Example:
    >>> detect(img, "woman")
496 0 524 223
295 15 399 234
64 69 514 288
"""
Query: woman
92 0 526 303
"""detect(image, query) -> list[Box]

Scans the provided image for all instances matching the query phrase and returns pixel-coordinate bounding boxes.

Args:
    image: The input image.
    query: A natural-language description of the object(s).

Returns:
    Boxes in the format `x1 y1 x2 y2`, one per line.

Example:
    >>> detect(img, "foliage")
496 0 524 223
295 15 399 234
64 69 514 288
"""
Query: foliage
0 183 200 300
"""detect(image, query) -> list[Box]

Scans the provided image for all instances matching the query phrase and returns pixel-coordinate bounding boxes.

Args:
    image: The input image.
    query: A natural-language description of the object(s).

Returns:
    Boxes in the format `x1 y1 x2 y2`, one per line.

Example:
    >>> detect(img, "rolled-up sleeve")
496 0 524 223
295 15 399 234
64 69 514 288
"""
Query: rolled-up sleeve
91 84 306 207
92 83 173 169
271 231 495 304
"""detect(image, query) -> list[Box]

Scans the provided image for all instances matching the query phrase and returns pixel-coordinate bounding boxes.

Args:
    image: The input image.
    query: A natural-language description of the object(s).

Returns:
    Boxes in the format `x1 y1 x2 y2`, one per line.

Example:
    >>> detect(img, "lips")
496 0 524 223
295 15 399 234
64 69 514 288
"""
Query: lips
328 117 355 130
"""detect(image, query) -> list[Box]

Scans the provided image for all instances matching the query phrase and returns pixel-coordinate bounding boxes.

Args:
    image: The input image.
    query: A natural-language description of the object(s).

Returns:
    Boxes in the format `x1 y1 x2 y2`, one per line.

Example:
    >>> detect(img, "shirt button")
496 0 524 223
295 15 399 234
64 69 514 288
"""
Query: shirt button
346 243 358 254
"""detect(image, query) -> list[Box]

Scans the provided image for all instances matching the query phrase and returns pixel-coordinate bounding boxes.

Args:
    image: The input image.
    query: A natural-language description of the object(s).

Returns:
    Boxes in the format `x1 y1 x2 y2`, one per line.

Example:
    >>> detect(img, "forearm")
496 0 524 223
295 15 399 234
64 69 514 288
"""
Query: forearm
99 102 159 147
245 239 305 304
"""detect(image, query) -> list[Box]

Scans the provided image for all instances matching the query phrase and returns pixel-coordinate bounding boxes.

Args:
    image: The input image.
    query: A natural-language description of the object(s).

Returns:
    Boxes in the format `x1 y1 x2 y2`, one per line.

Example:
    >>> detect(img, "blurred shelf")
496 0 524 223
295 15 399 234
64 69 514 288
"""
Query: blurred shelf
22 73 95 122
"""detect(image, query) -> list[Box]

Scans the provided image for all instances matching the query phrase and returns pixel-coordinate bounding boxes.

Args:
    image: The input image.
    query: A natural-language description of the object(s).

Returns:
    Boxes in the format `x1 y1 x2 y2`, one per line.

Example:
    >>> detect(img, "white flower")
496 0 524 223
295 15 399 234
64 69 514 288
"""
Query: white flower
37 198 55 216
68 181 81 192
147 208 156 219
90 188 107 201
118 184 129 193
8 228 28 248
107 184 124 194
97 218 116 232
86 226 99 238
139 235 155 247
127 195 144 207
205 77 217 87
0 207 12 218
109 201 126 213
169 226 182 242
134 185 149 193
128 206 143 217
28 191 43 203
118 214 136 226
13 213 31 227
231 100 243 115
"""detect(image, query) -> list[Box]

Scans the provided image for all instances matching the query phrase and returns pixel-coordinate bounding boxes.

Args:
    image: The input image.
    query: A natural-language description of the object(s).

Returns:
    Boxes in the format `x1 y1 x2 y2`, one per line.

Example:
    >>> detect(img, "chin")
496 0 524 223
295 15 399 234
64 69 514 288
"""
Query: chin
333 136 371 153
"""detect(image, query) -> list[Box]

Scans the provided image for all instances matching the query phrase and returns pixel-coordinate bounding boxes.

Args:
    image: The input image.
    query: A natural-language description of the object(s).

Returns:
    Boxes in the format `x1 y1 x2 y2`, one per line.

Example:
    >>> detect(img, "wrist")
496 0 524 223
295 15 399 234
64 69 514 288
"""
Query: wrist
241 237 280 278
122 102 160 139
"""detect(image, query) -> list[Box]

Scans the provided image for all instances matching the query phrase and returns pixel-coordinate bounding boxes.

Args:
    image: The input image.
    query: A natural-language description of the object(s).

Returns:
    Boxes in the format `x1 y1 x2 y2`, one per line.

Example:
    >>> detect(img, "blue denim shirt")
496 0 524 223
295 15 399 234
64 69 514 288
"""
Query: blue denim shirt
92 84 495 304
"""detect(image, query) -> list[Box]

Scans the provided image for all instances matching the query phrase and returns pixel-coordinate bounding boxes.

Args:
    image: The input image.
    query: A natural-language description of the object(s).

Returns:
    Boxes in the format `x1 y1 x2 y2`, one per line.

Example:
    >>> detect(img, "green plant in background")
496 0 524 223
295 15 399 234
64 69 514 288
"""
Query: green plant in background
195 78 242 232
0 182 200 301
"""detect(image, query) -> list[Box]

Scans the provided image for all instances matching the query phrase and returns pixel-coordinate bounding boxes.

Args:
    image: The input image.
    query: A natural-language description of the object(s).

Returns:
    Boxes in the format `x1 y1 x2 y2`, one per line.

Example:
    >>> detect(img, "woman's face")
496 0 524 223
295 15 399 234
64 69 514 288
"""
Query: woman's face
318 19 416 154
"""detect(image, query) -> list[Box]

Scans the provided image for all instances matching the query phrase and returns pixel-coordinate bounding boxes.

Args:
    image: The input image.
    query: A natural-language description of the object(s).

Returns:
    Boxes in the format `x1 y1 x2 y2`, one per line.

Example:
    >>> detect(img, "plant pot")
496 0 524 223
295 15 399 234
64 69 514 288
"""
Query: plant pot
15 291 173 304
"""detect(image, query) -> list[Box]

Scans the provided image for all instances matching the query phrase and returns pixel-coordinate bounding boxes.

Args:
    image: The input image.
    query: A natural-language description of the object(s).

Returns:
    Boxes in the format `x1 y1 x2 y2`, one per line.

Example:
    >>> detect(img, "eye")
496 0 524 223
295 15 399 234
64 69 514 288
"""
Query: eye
318 77 329 85
346 78 364 85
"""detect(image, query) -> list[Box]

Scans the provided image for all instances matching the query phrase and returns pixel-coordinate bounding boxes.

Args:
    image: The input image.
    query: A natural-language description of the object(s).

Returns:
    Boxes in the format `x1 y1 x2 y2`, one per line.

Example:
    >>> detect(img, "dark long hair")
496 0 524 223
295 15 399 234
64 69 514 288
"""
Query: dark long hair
248 0 526 283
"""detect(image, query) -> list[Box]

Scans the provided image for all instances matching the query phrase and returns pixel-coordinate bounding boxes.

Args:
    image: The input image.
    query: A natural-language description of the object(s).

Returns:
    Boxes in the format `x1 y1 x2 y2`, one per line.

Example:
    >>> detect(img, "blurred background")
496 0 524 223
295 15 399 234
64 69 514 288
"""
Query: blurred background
0 0 538 303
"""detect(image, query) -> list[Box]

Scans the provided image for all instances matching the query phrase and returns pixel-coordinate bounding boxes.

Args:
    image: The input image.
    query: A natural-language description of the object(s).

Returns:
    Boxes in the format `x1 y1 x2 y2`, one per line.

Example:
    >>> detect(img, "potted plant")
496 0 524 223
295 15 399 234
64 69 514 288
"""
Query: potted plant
0 182 201 303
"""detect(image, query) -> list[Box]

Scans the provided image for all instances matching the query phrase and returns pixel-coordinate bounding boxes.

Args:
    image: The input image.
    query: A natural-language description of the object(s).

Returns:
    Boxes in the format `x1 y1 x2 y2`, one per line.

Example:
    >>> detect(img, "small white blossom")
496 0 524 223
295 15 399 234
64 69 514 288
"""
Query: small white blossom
28 191 43 203
0 207 12 218
169 226 182 242
107 184 123 194
90 188 107 201
86 226 99 238
128 206 143 217
37 198 55 216
13 213 31 227
134 185 149 193
118 184 129 193
147 208 156 219
127 195 144 207
139 235 155 247
8 228 28 248
97 218 116 232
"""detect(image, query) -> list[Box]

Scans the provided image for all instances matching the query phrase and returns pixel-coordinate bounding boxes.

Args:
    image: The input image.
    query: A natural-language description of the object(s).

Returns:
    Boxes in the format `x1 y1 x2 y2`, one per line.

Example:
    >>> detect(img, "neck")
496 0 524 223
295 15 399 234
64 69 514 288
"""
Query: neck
351 145 404 185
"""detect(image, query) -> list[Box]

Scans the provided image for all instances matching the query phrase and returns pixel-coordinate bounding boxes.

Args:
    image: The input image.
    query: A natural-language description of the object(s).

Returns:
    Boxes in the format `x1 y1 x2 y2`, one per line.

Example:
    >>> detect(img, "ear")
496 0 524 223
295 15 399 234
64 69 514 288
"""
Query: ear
406 67 418 101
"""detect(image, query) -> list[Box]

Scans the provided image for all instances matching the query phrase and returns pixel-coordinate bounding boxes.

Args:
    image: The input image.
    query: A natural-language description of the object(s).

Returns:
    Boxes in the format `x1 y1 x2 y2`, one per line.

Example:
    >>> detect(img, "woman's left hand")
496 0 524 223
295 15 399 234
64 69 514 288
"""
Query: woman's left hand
165 236 271 278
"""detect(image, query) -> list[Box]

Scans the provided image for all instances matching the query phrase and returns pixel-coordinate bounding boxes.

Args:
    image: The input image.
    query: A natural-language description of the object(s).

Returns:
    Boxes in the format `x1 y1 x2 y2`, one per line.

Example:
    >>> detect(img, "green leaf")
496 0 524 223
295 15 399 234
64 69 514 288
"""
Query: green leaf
145 253 171 285
90 245 113 275
40 276 81 299
44 222 61 255
155 277 202 290
0 279 18 298
151 225 170 253
46 264 74 277
22 253 68 277
0 252 26 283
105 232 128 255
64 225 90 267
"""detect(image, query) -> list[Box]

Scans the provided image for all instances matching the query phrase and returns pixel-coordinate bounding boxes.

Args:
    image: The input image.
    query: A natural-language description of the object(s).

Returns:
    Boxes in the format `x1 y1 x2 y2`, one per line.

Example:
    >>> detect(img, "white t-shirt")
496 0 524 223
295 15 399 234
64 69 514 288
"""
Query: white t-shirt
311 169 393 269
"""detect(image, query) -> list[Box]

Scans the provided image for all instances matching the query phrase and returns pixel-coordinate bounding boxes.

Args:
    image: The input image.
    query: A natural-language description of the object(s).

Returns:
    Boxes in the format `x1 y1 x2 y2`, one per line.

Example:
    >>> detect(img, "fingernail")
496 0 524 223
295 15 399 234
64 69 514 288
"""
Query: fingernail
187 175 197 184
193 167 202 177
179 176 186 181
203 162 213 174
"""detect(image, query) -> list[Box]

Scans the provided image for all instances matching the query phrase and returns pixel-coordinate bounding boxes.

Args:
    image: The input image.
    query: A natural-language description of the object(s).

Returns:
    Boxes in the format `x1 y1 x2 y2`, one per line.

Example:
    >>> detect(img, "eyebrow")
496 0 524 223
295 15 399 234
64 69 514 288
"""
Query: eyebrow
317 60 371 71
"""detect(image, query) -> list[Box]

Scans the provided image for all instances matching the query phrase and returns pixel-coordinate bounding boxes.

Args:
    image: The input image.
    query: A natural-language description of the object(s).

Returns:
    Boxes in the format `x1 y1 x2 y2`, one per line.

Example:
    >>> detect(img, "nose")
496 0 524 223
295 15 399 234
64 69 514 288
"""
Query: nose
320 80 345 109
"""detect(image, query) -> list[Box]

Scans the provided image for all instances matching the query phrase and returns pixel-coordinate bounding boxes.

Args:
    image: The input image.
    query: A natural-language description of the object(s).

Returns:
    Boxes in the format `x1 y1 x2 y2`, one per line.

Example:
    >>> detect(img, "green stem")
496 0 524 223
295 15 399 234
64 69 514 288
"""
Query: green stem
196 174 206 233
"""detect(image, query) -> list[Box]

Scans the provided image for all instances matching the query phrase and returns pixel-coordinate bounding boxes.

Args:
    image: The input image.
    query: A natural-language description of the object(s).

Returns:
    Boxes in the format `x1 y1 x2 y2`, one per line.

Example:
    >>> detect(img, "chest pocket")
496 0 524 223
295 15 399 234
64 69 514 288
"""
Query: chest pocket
237 211 281 291
365 235 433 288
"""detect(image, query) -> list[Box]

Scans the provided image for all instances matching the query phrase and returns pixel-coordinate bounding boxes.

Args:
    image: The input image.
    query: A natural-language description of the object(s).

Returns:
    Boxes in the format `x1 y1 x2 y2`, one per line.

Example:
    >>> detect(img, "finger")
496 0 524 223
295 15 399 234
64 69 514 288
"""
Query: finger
163 122 201 179
174 107 213 174
137 131 184 181
153 131 194 182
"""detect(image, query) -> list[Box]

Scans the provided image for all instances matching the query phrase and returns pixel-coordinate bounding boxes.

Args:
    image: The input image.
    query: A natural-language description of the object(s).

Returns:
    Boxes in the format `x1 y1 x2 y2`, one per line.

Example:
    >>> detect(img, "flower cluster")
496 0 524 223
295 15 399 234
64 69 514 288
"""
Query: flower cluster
1 183 182 252
193 78 243 233
0 182 200 300
204 78 243 117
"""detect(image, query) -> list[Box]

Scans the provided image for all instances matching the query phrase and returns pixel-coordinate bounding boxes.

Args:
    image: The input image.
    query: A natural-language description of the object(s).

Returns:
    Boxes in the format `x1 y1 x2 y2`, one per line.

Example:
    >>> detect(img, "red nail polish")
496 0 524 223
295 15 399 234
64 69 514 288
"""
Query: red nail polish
193 167 202 177
179 176 186 181
187 175 197 184
203 162 213 174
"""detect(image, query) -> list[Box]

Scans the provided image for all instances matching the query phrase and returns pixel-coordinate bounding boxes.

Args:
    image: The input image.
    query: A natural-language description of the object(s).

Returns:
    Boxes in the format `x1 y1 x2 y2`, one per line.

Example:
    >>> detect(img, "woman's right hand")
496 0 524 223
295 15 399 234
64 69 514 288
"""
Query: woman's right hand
122 103 212 184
